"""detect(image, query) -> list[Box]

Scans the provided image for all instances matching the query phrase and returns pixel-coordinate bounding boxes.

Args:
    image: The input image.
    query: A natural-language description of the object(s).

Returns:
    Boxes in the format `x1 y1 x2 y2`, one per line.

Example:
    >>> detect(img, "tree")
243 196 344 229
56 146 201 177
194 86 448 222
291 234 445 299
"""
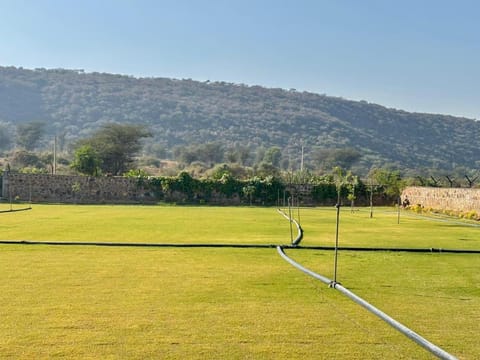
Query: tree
255 162 281 178
70 145 101 176
263 146 282 167
346 174 359 211
370 167 406 223
237 146 251 166
0 122 13 151
332 166 357 205
77 123 151 175
16 121 45 150
174 142 224 166
312 147 361 171
242 185 255 205
10 150 43 169
174 145 198 164
196 142 224 165
371 168 405 201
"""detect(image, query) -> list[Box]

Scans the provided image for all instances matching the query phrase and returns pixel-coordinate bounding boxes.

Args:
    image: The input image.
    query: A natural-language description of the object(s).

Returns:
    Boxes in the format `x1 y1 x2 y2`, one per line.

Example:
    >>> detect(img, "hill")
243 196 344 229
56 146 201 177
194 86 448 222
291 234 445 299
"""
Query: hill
0 66 479 174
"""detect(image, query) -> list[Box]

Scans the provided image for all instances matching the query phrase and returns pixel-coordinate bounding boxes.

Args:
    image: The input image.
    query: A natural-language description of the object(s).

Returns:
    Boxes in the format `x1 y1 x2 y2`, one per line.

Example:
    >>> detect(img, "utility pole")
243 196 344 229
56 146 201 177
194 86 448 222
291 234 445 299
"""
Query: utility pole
53 135 57 175
300 145 304 172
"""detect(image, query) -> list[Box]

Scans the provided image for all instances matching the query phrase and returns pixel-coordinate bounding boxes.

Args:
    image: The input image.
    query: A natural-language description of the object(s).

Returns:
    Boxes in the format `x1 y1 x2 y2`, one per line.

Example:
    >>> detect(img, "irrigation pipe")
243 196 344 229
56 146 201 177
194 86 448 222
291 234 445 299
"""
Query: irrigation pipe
277 208 303 246
1 241 479 254
276 246 458 360
290 245 480 254
0 206 32 214
0 240 280 248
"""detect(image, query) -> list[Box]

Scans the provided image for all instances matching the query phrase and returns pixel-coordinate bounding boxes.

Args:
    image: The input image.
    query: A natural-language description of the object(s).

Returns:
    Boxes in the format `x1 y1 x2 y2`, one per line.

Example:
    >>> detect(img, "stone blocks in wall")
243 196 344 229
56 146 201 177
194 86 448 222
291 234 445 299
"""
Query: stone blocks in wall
2 173 155 204
402 186 480 213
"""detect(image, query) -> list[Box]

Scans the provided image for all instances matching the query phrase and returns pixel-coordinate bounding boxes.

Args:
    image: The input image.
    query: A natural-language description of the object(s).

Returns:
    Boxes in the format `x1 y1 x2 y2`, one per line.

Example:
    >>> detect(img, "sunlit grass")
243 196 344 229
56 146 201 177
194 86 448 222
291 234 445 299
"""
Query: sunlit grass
0 204 288 244
0 205 478 358
1 204 479 250
296 207 480 250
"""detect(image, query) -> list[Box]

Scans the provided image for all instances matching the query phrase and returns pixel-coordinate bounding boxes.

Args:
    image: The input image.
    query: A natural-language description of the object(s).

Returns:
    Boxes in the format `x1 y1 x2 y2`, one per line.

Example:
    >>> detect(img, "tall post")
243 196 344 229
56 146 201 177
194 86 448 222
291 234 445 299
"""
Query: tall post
53 135 57 175
397 197 401 224
369 184 374 219
8 175 12 211
29 176 32 207
288 197 293 244
300 145 304 172
333 203 341 283
297 196 301 226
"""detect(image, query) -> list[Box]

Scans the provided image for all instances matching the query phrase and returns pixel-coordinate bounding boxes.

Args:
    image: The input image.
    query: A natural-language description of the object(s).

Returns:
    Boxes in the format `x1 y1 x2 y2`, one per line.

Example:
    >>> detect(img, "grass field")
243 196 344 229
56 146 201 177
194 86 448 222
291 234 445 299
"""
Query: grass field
0 204 479 359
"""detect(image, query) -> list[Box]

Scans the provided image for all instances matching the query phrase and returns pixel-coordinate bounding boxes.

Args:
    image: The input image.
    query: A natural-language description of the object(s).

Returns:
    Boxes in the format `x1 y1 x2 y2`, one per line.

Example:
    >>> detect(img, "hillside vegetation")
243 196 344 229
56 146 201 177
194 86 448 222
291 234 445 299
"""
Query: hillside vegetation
0 66 479 173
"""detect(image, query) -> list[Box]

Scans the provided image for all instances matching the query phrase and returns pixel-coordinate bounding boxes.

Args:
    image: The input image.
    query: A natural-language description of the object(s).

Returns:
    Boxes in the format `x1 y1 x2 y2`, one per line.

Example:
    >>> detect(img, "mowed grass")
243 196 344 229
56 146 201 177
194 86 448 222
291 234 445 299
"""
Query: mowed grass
295 207 480 250
0 204 286 244
0 204 479 359
1 204 479 249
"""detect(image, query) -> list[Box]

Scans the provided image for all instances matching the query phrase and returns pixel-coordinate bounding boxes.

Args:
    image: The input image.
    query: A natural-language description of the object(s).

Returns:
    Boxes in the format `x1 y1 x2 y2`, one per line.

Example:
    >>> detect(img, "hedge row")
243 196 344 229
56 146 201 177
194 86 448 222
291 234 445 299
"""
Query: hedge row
134 172 380 206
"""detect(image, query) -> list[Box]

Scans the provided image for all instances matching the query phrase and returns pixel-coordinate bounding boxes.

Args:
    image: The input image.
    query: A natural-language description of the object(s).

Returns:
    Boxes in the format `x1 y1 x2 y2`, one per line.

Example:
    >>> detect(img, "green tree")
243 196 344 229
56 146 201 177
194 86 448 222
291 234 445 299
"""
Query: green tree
77 123 151 175
16 121 45 150
0 122 13 151
70 145 101 176
313 147 361 171
237 146 251 166
255 162 281 178
346 174 359 211
242 185 255 205
332 166 347 204
370 167 406 223
10 150 43 169
196 142 224 164
371 168 405 201
263 146 282 167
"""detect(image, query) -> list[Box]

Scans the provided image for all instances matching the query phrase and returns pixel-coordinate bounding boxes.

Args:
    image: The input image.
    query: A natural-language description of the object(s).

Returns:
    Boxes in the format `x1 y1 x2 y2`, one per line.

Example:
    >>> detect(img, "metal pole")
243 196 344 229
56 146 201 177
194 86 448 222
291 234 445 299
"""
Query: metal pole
297 196 301 227
300 145 304 172
397 197 401 224
53 135 57 175
333 203 340 283
370 184 374 219
29 176 32 207
8 174 12 211
288 197 293 244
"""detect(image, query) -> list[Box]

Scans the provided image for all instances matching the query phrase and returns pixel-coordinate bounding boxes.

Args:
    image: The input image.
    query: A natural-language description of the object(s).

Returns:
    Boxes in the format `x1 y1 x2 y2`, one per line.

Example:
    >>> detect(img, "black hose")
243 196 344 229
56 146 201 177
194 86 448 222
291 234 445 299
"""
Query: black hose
0 207 32 214
0 240 279 248
290 245 480 254
277 208 303 246
1 240 479 254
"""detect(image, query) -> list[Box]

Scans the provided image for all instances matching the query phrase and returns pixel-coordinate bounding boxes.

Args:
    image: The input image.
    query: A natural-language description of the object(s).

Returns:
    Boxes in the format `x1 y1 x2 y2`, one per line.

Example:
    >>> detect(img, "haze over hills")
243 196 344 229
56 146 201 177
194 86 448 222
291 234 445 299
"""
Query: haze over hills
0 66 479 174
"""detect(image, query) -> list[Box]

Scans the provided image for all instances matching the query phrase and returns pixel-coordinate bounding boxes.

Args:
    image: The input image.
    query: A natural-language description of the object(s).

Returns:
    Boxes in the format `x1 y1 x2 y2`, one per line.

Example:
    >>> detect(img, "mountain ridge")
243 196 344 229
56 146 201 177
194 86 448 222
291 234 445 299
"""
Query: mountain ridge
0 66 478 173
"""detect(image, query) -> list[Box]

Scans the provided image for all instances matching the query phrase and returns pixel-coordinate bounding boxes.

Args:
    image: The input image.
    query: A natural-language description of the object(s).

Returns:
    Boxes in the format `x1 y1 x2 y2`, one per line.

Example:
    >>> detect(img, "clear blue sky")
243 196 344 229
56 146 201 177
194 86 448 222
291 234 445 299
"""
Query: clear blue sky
1 0 479 119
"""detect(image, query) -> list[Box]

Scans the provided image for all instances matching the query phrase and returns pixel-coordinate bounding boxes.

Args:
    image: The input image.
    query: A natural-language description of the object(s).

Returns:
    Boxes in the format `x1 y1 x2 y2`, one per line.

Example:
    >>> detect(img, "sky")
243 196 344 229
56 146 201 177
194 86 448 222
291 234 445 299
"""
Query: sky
1 0 479 119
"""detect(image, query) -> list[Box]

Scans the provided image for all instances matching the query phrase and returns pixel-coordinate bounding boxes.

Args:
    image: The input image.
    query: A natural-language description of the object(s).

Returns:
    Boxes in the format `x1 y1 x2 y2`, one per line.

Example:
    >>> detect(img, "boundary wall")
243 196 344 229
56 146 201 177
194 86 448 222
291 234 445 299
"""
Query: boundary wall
402 186 480 213
1 173 154 204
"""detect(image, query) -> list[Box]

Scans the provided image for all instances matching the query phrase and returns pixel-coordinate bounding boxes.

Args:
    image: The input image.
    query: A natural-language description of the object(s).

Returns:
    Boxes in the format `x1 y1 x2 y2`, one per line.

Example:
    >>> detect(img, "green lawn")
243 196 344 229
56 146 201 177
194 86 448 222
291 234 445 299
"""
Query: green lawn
0 204 286 244
0 205 478 359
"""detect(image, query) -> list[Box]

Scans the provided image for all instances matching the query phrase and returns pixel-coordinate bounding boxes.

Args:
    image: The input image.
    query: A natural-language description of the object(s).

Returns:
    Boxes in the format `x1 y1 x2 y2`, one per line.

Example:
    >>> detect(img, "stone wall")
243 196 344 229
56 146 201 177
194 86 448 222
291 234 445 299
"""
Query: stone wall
402 186 480 213
1 173 154 204
1 172 419 206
